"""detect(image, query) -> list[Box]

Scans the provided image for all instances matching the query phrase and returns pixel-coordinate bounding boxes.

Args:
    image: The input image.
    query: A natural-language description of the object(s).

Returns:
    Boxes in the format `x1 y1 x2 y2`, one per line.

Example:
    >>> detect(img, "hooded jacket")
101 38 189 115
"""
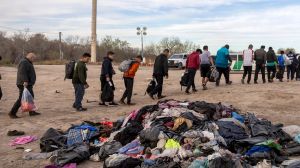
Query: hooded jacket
254 49 267 65
153 54 168 76
101 57 114 78
186 51 200 69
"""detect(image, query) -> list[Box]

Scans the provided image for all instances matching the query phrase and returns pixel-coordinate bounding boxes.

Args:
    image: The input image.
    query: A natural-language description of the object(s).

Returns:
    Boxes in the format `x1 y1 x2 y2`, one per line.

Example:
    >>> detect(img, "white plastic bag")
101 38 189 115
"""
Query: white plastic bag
21 88 37 112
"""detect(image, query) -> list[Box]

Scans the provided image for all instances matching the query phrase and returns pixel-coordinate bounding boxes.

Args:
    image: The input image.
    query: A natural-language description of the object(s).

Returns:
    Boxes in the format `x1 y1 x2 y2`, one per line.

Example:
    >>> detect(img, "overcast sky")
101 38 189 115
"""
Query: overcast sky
0 0 300 53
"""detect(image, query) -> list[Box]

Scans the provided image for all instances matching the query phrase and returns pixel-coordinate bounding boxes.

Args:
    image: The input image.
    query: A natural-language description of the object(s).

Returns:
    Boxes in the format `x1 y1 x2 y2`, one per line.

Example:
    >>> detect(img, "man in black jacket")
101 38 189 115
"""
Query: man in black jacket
9 53 40 119
254 45 267 84
72 53 91 111
149 49 170 99
100 51 118 106
266 47 278 83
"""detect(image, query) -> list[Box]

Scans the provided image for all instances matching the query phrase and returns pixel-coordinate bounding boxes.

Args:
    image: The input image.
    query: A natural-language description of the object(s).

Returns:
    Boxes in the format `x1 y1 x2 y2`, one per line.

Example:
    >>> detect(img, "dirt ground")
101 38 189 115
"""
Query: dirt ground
0 65 299 168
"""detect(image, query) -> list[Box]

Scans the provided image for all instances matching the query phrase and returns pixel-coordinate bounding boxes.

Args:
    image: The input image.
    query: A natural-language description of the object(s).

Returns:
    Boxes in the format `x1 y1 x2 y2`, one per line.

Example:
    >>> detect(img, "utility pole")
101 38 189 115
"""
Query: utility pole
59 32 63 60
136 27 147 59
91 0 97 63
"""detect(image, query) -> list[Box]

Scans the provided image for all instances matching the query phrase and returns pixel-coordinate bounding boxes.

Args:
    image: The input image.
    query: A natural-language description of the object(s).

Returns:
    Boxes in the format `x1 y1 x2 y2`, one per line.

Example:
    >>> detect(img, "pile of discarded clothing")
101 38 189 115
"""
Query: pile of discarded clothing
24 100 300 168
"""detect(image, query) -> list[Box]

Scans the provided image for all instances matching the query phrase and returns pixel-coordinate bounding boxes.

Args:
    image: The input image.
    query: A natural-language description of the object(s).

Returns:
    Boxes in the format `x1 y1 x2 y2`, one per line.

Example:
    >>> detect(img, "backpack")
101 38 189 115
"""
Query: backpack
101 82 114 102
118 59 134 72
145 79 156 95
64 60 76 80
208 67 219 82
180 72 189 90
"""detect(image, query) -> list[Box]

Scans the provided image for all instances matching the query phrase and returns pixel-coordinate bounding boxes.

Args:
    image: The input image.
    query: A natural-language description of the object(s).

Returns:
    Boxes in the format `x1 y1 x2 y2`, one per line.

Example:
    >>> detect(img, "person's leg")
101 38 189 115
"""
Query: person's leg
74 84 85 109
267 66 271 81
287 65 291 80
191 69 196 91
9 85 24 116
152 75 163 97
216 67 223 86
224 68 230 84
247 66 252 83
261 65 266 83
271 66 276 80
121 78 128 102
126 78 134 104
291 67 296 80
254 64 259 83
242 66 247 80
186 69 193 92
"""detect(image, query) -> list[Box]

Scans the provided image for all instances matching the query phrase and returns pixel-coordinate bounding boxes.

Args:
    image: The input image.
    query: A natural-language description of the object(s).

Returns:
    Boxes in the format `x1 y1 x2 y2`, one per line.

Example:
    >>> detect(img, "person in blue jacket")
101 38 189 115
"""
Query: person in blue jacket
215 44 233 86
277 50 285 82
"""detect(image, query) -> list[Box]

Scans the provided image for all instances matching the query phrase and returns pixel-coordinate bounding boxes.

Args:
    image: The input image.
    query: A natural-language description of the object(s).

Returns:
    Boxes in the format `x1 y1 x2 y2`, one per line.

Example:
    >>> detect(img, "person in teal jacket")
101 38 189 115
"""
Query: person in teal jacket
277 51 285 82
215 44 232 86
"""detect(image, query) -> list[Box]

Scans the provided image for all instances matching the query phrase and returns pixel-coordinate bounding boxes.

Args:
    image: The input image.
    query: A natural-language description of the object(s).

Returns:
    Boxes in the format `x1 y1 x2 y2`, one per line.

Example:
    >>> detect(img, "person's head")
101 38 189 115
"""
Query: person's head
163 49 170 57
80 53 91 63
248 44 253 49
135 55 143 63
203 45 208 51
261 45 265 49
268 47 273 51
280 50 285 55
26 53 37 62
107 51 115 60
224 44 229 49
289 51 293 54
196 49 202 54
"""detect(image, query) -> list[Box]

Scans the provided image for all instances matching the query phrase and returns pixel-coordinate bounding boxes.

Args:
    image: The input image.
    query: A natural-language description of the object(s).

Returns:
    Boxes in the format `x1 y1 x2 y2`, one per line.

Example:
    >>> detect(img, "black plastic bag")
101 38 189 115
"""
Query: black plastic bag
101 82 114 102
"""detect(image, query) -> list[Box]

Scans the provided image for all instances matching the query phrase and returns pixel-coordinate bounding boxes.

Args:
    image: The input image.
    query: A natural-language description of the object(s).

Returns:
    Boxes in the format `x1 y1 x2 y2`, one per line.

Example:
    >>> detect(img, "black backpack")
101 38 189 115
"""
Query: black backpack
64 60 76 80
180 72 189 90
145 79 157 95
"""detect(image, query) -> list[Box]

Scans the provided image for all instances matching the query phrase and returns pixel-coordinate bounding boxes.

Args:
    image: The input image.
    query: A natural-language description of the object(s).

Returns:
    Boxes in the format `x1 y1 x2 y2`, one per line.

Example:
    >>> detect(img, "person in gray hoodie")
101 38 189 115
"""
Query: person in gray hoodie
254 45 267 84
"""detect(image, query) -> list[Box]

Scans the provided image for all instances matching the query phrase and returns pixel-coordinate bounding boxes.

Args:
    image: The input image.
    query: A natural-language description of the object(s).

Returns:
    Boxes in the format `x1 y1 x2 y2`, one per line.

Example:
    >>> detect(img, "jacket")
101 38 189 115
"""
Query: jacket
72 61 88 84
123 62 140 78
153 54 168 76
186 51 200 69
16 58 36 86
254 49 267 65
101 57 114 78
266 50 278 63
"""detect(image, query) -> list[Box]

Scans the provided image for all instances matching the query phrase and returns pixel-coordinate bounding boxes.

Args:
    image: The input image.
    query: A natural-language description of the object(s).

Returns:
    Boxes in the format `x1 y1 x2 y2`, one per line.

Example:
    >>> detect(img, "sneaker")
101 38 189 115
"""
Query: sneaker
202 85 208 90
7 130 25 136
226 81 232 85
254 81 258 84
8 114 20 119
99 102 107 106
158 95 166 99
241 79 245 84
72 104 76 108
127 102 136 106
119 100 126 105
247 82 250 84
216 81 220 87
192 89 198 92
287 79 290 82
76 107 87 112
185 91 191 95
108 102 118 106
29 111 41 116
263 81 266 84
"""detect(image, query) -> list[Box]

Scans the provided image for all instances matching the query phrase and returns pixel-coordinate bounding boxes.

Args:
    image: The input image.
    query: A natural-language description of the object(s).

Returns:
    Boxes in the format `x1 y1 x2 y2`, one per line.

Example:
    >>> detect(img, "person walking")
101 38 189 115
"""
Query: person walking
119 55 143 105
286 51 296 82
200 46 214 90
277 51 286 82
100 51 118 106
254 45 267 84
72 53 91 111
9 53 40 119
241 44 254 84
215 44 232 86
266 47 278 83
185 49 201 94
149 49 170 99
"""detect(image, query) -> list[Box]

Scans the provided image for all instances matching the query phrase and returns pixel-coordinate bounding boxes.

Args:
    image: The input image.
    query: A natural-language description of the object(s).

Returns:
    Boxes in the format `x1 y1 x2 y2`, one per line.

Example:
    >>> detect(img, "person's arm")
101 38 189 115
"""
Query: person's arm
102 60 111 80
19 61 29 86
163 56 168 77
263 52 267 66
185 56 189 69
274 53 278 64
78 63 87 85
196 54 200 67
127 63 139 76
252 50 254 62
254 51 257 61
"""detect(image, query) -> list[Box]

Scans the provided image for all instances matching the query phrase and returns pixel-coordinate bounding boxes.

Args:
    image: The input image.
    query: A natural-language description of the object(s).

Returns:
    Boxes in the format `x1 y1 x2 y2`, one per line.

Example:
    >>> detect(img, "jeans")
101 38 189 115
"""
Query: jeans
242 66 252 83
151 75 164 97
267 66 276 81
186 68 196 92
73 84 85 109
121 77 134 103
287 65 296 80
254 64 266 82
10 85 35 115
216 67 230 83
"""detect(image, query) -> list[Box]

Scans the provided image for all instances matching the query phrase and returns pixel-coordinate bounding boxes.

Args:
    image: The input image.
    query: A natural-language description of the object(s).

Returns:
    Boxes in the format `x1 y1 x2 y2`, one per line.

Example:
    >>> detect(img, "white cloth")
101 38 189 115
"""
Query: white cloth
243 49 253 66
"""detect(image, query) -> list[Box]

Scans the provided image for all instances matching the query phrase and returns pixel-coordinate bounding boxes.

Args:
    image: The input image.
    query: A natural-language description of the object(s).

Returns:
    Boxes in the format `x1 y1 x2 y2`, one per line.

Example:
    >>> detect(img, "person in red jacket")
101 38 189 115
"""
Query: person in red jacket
185 49 201 94
119 55 143 105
